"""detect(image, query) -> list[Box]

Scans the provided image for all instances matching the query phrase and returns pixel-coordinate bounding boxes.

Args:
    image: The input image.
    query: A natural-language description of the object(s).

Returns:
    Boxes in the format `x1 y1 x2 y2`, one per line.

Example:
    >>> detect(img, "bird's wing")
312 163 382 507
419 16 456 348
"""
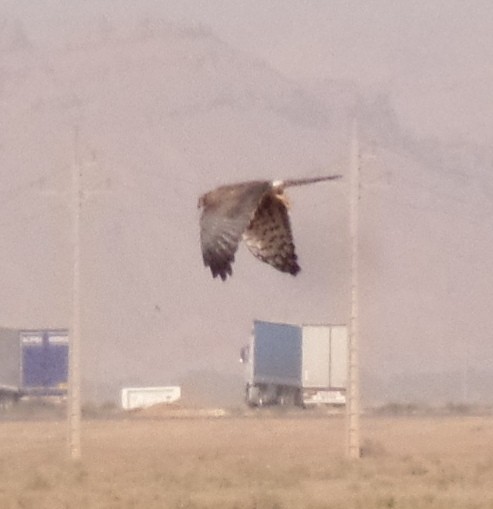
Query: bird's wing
279 174 342 188
243 191 300 276
199 181 271 280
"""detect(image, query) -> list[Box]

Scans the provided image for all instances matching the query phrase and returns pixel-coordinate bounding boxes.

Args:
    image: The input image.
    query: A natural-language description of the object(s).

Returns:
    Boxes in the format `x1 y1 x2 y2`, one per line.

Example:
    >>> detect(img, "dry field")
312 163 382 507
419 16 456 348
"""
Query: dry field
1 412 493 509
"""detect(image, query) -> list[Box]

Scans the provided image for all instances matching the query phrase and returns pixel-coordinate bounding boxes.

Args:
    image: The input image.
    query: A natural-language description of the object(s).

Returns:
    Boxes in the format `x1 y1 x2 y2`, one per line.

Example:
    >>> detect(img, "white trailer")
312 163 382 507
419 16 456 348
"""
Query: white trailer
121 386 181 410
241 320 348 407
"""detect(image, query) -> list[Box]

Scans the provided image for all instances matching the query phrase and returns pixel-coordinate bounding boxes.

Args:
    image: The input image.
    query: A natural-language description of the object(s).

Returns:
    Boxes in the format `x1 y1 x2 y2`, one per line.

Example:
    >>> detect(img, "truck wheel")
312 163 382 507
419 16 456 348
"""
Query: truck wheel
0 394 15 411
246 384 262 407
278 388 295 406
294 389 305 408
257 385 267 407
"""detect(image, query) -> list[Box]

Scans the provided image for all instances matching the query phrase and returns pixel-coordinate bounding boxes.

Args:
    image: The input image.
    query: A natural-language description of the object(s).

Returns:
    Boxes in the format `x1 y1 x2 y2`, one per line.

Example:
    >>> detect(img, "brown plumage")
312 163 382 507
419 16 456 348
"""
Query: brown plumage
198 175 341 281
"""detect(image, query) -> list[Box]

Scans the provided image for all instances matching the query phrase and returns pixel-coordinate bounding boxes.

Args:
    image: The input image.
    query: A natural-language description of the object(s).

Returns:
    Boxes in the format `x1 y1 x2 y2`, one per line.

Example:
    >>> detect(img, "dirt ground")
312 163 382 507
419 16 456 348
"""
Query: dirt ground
1 412 493 509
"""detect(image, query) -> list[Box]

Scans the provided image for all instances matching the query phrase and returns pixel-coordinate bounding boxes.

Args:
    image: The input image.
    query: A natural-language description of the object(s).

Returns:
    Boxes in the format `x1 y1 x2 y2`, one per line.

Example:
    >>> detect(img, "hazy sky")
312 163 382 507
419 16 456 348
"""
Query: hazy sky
1 1 493 403
8 0 493 143
172 0 493 144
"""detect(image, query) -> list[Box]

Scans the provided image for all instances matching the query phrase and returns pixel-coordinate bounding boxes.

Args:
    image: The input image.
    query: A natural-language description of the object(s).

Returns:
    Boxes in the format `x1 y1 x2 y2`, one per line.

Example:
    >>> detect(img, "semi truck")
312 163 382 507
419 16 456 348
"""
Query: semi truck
241 320 348 407
0 327 69 409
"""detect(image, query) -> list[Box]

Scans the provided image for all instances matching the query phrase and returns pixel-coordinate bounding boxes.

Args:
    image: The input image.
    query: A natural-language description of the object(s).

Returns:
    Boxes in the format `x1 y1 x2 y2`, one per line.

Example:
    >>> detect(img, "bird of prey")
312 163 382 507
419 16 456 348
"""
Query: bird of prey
198 175 341 281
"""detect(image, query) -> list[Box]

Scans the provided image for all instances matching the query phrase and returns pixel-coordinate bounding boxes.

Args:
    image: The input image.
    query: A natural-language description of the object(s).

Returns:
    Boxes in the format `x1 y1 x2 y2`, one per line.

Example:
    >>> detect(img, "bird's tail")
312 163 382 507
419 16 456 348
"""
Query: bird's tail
280 175 342 188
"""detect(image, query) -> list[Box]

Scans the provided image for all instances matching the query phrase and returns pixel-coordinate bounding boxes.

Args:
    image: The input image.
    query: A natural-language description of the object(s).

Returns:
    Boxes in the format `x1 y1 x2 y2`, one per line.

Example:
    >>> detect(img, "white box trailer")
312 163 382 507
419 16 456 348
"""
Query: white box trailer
242 320 348 407
121 386 181 410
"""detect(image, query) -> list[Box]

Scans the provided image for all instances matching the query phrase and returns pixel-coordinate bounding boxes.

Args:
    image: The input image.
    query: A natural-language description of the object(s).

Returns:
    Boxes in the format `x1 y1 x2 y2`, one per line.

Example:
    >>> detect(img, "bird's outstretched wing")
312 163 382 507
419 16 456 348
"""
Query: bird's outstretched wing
243 192 300 275
280 175 341 188
199 181 270 280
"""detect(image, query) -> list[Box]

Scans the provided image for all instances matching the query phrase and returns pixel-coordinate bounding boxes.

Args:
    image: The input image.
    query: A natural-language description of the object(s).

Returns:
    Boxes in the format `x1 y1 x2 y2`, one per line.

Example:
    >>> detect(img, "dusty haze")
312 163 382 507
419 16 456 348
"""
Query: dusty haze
1 1 492 404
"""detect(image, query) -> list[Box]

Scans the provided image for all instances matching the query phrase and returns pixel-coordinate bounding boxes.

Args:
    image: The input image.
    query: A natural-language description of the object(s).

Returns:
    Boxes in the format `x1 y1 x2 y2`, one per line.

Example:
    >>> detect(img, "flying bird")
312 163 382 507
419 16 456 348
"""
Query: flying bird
198 175 341 281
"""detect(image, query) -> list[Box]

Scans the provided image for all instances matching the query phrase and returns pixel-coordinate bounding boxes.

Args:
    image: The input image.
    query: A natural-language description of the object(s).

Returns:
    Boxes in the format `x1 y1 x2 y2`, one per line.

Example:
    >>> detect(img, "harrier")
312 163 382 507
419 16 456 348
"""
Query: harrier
198 175 341 280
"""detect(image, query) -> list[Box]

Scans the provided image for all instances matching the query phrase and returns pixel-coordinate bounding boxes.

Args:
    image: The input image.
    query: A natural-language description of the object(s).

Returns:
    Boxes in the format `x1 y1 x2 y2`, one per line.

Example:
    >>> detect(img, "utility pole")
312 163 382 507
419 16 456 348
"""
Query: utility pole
461 342 469 404
346 119 361 459
68 124 82 460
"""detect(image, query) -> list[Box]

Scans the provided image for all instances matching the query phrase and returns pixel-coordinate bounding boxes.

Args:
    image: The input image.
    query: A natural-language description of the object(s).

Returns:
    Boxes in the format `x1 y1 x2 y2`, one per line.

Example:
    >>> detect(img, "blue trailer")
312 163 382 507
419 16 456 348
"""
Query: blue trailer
0 328 68 409
241 320 348 407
